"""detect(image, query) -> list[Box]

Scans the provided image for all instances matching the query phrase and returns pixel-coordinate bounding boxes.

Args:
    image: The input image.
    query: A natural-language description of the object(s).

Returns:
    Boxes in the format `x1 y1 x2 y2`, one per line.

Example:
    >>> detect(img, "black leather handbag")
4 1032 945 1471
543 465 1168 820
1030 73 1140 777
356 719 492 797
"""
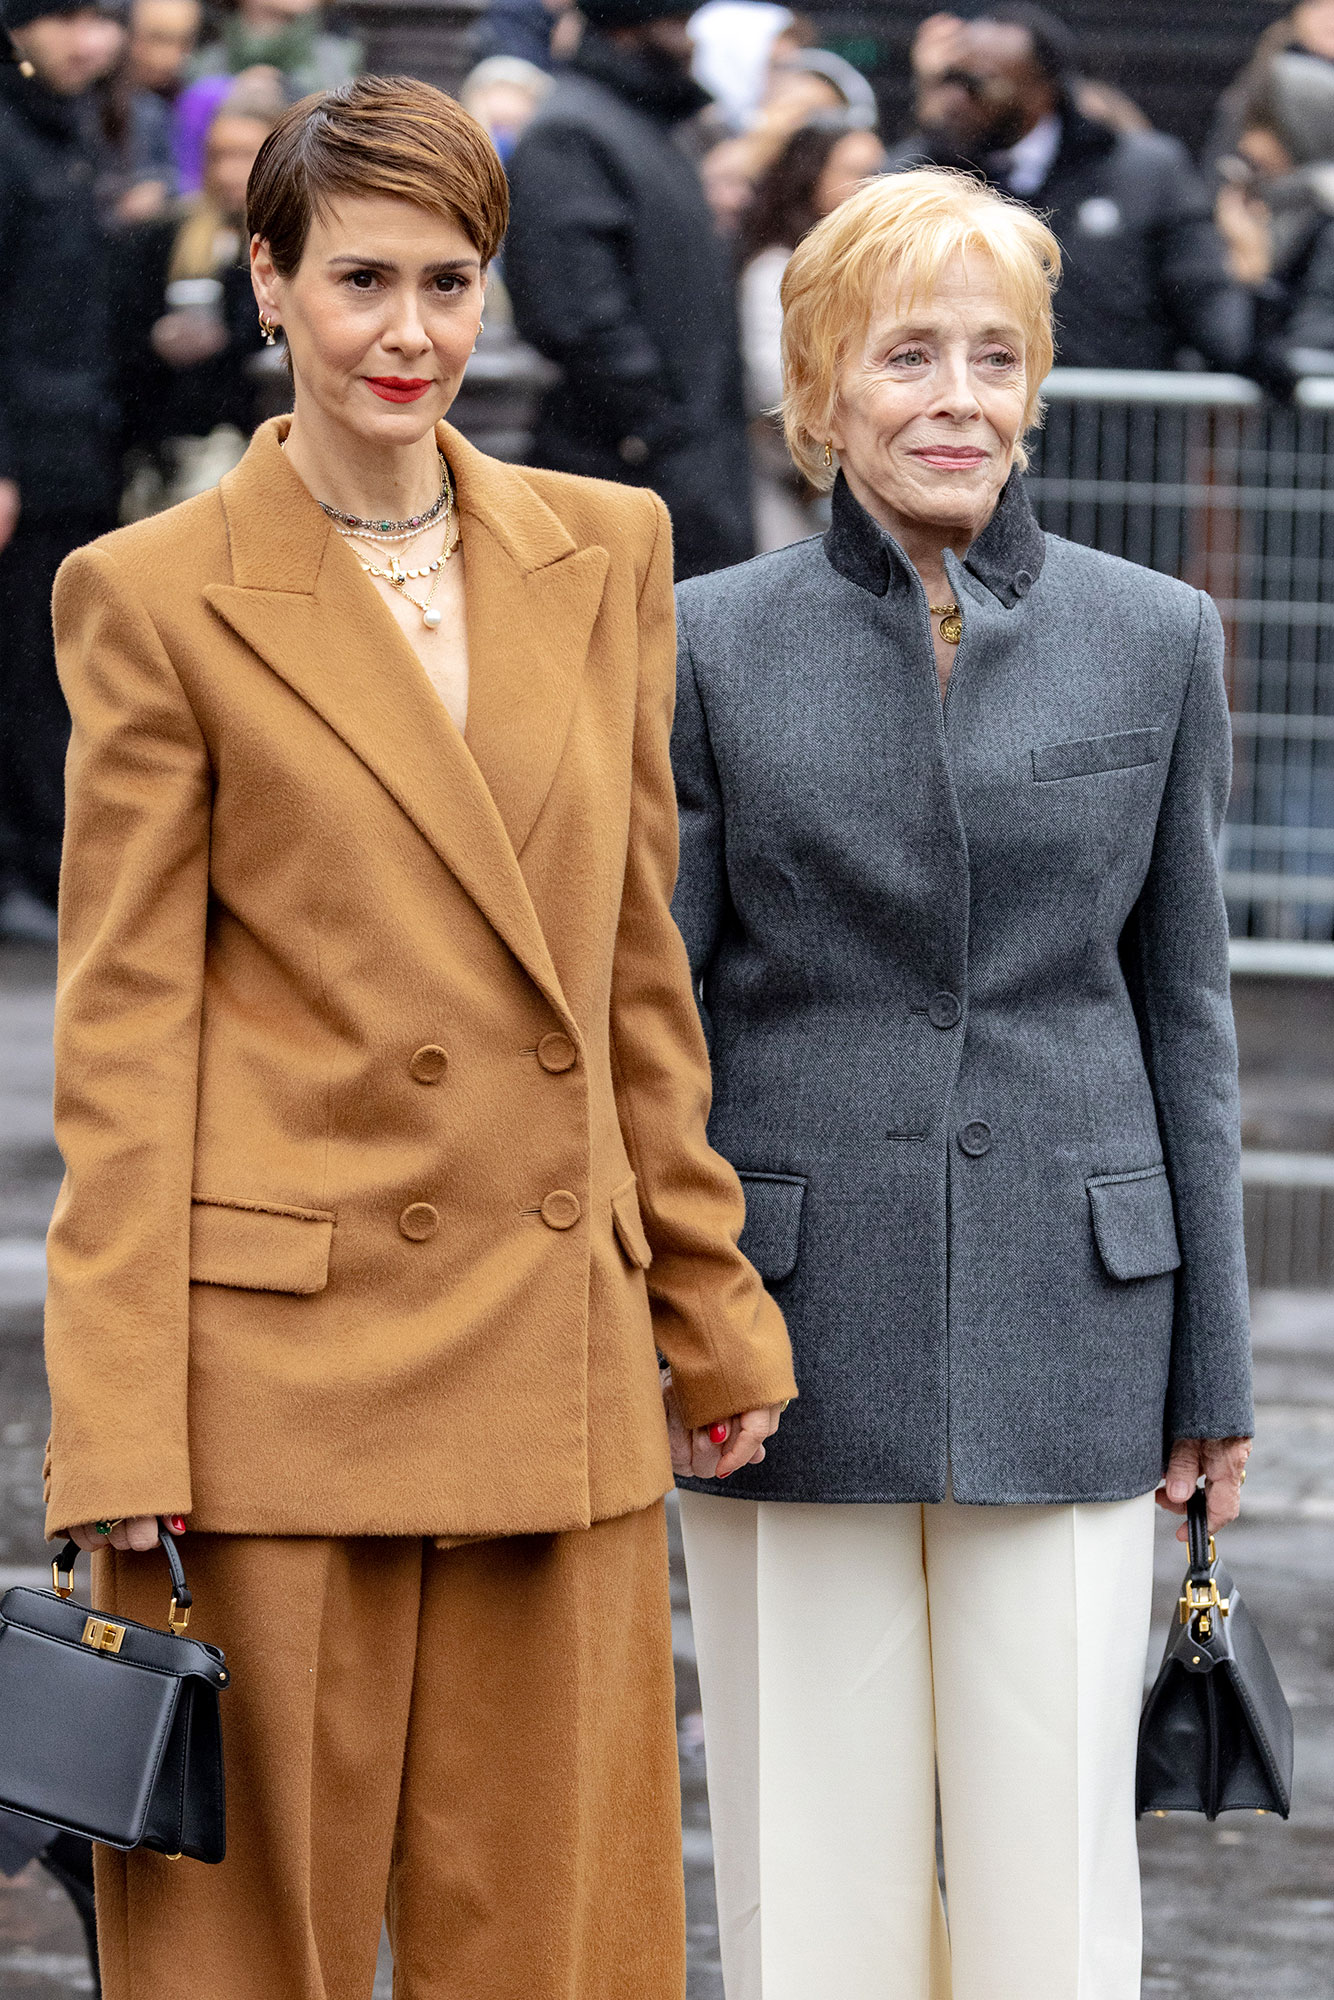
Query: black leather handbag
1137 1488 1293 1820
0 1528 228 1862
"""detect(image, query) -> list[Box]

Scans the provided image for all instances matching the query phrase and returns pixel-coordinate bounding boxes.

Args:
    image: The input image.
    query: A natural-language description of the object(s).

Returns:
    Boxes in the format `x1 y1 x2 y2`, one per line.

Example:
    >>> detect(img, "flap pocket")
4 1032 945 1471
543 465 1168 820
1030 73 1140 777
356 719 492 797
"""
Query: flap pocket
737 1172 806 1283
189 1196 334 1295
1032 728 1162 783
1087 1166 1181 1281
610 1176 653 1271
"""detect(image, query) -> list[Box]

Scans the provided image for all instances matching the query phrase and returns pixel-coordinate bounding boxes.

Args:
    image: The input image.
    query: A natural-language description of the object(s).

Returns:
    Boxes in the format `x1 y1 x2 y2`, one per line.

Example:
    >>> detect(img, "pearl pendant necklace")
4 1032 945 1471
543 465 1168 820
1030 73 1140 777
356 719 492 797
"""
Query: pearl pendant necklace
341 510 459 629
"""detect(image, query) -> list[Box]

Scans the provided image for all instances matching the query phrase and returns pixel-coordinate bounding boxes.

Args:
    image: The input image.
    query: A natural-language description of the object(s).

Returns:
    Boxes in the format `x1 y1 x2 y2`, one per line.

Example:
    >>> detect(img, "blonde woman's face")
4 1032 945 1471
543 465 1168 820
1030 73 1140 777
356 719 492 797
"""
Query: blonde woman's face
829 251 1030 542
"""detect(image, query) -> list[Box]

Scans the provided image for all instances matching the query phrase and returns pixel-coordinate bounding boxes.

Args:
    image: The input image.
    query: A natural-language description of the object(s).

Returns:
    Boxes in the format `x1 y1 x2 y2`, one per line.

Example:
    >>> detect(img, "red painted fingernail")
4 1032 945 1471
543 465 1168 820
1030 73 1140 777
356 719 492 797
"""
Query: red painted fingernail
708 1423 729 1444
165 1515 187 1536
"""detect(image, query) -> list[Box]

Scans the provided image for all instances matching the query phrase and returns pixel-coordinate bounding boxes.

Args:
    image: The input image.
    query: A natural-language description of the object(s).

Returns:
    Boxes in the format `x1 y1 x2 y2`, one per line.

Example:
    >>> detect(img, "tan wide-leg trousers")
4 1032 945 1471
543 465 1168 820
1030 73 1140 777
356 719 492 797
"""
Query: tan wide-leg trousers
91 1503 684 2000
679 1488 1157 2000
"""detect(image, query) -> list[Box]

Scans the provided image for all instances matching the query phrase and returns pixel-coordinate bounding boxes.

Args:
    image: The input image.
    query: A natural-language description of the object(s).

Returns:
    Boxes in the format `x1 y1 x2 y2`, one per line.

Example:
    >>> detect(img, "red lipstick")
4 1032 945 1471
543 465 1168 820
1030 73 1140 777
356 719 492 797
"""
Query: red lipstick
365 377 433 404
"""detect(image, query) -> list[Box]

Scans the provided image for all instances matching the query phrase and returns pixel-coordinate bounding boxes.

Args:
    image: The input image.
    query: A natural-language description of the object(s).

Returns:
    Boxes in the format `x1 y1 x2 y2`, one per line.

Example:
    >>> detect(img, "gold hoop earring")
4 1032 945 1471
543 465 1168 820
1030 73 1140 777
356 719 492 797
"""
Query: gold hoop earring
823 440 834 469
259 314 278 347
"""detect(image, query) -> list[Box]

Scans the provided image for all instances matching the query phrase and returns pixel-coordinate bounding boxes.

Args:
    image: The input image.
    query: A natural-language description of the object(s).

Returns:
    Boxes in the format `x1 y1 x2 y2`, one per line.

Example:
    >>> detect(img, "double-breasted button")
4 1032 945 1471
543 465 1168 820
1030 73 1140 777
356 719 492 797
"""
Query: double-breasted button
540 1190 581 1230
1013 569 1033 598
927 991 962 1030
958 1120 993 1158
409 1045 449 1084
537 1032 577 1074
399 1202 440 1240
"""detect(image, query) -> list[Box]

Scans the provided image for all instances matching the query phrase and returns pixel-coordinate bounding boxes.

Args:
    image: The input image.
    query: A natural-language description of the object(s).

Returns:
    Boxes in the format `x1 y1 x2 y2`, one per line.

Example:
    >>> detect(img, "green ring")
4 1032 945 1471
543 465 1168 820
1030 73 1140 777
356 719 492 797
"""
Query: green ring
94 1520 112 1536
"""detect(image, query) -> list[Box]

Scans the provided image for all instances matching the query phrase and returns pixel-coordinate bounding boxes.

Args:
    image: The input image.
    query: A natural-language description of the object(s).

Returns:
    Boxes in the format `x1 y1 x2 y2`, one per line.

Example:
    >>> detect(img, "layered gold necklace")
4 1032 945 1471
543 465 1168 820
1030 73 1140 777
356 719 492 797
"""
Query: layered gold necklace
322 453 460 630
330 459 460 630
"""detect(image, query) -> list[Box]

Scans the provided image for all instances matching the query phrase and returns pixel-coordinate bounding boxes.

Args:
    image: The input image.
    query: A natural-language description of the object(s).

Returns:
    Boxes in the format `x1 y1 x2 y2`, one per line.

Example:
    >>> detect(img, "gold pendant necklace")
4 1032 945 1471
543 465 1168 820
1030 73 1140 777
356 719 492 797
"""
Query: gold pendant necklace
341 511 459 629
929 602 963 645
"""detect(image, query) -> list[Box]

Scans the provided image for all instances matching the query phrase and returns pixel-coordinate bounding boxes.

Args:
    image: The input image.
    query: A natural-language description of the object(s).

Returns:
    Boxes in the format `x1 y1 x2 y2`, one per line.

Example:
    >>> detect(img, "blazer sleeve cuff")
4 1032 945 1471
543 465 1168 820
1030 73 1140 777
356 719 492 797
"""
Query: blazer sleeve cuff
662 1294 798 1431
43 1460 193 1542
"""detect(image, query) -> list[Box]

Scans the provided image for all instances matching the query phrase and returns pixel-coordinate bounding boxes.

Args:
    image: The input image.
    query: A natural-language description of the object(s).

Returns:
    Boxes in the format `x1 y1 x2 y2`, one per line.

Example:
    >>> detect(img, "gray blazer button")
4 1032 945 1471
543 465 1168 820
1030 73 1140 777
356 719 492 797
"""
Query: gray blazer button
958 1120 993 1157
928 991 962 1029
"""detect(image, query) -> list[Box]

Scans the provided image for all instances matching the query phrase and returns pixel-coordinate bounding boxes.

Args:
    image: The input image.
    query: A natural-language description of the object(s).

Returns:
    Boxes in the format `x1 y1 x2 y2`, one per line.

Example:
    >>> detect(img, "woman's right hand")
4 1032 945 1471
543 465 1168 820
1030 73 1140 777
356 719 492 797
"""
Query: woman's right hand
66 1516 162 1554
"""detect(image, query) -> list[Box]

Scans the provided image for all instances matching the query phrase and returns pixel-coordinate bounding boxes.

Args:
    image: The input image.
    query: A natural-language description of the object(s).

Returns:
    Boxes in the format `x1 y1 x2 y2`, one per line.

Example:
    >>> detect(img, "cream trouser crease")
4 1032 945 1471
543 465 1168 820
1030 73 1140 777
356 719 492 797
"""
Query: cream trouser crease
678 1487 1157 2000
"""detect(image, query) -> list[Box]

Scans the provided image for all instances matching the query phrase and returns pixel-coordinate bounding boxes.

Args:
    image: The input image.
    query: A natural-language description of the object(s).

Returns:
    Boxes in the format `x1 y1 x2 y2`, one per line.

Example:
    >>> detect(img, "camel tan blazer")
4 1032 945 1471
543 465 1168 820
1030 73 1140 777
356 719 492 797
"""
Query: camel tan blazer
43 417 795 1540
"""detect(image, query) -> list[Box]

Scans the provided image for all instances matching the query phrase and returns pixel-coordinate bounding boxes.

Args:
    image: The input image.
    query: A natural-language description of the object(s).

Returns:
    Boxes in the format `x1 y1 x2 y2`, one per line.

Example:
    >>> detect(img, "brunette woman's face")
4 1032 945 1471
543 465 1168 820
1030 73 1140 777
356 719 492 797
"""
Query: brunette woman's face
251 194 486 447
814 130 887 218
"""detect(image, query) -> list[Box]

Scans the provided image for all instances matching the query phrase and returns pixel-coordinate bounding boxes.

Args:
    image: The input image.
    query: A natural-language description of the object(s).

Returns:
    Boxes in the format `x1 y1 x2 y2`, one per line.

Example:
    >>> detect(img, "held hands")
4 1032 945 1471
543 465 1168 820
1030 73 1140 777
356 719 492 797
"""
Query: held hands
1155 1436 1252 1542
662 1370 784 1480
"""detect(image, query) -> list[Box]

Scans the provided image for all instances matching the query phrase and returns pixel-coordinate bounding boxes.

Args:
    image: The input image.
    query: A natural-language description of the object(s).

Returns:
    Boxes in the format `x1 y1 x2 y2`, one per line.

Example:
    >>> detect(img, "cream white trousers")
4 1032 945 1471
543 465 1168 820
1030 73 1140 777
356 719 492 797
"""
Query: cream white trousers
678 1488 1157 2000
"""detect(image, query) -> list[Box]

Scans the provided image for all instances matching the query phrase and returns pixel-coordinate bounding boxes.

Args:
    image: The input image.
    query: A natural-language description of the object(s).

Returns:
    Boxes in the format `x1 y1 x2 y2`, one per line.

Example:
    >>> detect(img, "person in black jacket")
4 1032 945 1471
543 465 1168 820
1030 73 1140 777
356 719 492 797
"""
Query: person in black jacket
0 0 125 939
114 78 277 494
884 4 1251 374
504 0 753 578
1214 50 1334 389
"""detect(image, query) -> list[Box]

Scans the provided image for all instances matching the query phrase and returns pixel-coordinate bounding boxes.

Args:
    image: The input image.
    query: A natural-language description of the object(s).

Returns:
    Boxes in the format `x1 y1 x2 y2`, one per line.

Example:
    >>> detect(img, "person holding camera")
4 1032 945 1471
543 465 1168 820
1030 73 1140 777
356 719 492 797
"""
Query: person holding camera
886 4 1249 374
504 0 753 578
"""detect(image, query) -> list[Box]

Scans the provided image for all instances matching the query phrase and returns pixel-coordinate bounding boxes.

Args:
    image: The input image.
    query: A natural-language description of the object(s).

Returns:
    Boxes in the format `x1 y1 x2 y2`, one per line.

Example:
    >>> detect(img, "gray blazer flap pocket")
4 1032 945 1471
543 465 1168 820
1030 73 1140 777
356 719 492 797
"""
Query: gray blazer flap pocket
737 1172 806 1283
1032 728 1162 783
189 1196 334 1295
1087 1167 1181 1281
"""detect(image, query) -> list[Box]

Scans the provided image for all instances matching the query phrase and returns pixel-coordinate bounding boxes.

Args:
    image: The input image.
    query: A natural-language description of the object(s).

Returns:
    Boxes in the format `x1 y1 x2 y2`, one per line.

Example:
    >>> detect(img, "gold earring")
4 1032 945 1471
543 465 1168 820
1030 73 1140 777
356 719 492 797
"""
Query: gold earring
259 314 278 347
824 440 834 469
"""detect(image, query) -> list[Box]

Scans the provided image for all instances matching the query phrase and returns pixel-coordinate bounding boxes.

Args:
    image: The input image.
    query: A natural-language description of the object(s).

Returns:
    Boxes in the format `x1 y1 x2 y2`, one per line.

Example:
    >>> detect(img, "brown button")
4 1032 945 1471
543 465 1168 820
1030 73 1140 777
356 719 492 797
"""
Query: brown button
540 1190 581 1230
409 1045 449 1084
399 1202 440 1241
537 1033 577 1074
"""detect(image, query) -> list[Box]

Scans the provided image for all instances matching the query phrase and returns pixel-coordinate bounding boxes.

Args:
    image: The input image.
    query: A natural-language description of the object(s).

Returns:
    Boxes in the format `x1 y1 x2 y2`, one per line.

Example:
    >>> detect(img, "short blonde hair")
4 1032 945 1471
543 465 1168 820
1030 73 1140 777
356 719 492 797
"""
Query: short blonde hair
780 167 1061 489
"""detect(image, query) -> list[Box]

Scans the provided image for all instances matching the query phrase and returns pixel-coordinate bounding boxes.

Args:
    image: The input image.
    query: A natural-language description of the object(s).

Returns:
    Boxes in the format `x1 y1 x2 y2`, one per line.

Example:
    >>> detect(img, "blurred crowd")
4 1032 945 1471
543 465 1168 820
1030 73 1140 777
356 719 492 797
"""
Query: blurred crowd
4 0 1334 941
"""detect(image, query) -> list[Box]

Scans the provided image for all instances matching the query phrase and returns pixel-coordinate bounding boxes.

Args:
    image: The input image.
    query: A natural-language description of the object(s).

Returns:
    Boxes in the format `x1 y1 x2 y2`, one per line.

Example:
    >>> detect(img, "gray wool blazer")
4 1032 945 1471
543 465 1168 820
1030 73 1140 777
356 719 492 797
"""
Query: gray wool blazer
671 471 1254 1505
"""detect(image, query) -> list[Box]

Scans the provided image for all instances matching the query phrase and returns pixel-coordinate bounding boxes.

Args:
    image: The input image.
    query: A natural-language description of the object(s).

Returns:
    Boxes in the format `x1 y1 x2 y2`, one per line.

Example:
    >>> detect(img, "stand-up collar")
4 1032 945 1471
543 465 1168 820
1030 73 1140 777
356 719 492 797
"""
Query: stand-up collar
823 466 1047 609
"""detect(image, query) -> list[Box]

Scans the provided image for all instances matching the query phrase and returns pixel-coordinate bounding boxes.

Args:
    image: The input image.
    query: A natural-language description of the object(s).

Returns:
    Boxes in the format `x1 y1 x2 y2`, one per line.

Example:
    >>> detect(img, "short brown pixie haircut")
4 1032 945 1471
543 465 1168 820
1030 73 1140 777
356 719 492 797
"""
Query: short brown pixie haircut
246 74 509 276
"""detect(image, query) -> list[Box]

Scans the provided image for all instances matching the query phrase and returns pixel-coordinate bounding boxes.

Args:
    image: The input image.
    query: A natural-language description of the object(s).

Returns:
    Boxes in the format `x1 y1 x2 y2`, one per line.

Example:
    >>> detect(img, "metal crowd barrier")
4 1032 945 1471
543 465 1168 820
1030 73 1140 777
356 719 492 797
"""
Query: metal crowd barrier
1030 368 1334 956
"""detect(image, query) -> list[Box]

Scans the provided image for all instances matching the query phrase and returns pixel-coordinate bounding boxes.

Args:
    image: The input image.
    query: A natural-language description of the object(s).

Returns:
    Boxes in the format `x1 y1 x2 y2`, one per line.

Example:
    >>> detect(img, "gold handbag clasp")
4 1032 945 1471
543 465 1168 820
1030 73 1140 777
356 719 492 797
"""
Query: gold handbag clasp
1178 1575 1230 1640
81 1616 126 1654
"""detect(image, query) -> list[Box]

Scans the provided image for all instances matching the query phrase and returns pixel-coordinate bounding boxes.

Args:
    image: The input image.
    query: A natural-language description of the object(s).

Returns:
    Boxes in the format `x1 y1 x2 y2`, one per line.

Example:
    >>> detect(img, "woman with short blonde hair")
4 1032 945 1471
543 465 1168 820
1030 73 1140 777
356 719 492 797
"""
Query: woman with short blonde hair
668 167 1253 1999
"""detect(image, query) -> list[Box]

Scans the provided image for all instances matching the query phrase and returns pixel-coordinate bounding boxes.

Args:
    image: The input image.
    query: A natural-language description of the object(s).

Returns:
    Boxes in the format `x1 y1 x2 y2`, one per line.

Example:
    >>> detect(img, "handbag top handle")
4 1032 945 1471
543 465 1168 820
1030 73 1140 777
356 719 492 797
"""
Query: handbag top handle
1181 1488 1226 1641
50 1526 193 1636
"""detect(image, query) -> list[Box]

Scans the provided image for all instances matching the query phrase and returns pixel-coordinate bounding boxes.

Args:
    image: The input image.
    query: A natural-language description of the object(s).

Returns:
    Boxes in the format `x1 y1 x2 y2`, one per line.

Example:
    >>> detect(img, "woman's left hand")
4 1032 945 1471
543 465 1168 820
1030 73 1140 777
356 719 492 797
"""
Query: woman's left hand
662 1372 784 1479
1155 1435 1253 1541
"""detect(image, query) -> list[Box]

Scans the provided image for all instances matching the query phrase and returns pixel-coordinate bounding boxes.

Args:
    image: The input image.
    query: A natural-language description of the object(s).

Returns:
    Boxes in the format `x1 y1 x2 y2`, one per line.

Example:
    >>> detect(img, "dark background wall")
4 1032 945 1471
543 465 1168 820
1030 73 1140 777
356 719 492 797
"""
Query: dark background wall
803 1 1288 158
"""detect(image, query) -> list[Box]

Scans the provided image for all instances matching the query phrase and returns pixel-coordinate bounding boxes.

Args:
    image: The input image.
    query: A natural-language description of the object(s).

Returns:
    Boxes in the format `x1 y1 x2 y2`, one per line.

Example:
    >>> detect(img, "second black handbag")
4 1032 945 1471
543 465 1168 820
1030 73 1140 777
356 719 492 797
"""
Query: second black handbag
1137 1487 1293 1820
0 1526 229 1862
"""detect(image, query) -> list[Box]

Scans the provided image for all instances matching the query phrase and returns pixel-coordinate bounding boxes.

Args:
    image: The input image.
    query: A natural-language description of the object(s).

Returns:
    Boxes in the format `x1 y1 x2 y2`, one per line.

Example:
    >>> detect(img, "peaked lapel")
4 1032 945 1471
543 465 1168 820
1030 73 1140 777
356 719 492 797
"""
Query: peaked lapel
206 419 599 1027
450 432 610 858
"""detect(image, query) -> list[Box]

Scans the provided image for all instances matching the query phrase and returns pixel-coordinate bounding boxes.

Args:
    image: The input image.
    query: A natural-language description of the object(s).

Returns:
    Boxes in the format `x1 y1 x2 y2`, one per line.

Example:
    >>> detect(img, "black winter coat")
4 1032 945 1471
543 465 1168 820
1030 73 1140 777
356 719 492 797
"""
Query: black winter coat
504 35 753 579
886 109 1251 374
112 215 267 457
0 65 118 522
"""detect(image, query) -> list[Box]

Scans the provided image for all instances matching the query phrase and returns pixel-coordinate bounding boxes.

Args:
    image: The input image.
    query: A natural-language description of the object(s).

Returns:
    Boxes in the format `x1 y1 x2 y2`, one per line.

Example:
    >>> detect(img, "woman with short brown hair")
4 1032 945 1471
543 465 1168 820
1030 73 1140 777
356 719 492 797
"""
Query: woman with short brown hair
45 74 795 1998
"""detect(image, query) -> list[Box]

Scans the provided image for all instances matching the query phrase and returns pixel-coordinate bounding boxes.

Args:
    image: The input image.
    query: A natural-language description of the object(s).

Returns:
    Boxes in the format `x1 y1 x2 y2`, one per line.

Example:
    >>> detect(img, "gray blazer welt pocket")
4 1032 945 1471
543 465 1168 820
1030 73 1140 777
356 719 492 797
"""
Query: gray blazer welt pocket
1087 1165 1181 1281
737 1172 807 1283
1032 728 1163 783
